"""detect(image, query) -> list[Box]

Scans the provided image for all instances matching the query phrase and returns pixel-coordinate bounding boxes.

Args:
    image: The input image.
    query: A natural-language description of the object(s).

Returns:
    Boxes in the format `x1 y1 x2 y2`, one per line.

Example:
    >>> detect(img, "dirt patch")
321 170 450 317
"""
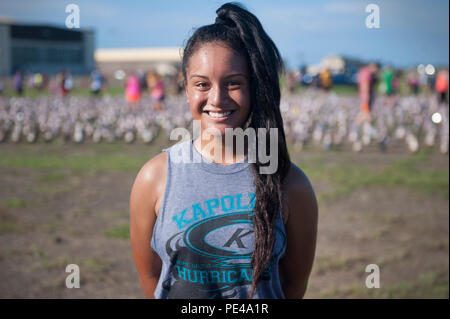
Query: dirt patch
0 143 448 298
306 186 448 298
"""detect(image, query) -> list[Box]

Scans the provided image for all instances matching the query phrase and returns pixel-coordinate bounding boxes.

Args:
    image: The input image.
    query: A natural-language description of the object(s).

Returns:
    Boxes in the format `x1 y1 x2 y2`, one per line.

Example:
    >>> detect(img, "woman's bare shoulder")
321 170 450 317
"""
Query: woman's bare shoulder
283 162 317 223
285 162 313 190
137 152 167 184
130 152 168 216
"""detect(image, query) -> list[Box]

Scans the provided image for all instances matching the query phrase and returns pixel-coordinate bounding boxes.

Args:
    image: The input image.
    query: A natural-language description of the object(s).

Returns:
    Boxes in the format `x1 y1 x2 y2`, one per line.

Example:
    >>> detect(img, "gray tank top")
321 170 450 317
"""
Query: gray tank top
151 139 287 299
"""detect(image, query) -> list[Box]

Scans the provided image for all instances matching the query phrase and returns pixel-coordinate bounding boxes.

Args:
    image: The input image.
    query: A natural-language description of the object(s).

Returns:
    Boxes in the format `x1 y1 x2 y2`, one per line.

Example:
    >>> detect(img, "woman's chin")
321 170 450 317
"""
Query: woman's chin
201 123 237 137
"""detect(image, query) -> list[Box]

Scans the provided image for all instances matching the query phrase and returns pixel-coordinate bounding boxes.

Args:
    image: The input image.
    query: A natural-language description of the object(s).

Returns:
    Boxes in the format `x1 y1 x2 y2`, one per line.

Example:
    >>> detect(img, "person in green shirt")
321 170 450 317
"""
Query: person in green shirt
381 65 395 95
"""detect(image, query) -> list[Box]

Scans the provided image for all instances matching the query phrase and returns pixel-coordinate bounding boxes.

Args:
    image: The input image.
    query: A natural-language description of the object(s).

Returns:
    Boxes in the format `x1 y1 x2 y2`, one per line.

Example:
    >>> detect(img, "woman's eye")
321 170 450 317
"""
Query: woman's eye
196 82 209 88
228 81 241 87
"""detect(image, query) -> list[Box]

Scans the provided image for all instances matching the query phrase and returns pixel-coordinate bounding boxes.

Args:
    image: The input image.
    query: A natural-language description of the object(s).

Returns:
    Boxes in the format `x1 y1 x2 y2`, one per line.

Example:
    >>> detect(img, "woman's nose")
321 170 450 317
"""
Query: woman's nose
208 84 228 107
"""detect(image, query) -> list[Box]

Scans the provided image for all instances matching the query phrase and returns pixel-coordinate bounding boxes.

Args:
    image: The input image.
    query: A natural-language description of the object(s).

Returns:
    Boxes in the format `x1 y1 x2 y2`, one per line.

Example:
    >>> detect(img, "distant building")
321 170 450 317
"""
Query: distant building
94 47 182 76
0 20 95 75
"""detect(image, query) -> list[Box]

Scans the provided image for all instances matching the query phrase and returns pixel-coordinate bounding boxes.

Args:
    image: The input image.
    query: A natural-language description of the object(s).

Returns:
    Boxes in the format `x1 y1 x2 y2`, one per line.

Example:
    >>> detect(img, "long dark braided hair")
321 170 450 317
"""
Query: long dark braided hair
181 2 291 298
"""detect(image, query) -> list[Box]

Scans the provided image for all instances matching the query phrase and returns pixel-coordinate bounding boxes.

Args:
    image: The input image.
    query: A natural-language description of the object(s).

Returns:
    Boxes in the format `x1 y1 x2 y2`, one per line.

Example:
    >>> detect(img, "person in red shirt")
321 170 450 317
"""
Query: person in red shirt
356 62 379 124
435 68 449 104
357 63 379 122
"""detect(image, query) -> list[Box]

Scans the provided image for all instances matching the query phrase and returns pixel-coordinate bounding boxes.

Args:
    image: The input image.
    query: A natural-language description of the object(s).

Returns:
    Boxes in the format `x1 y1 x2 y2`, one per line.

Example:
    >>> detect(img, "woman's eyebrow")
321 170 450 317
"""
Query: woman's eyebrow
190 74 208 79
189 73 247 79
224 73 247 79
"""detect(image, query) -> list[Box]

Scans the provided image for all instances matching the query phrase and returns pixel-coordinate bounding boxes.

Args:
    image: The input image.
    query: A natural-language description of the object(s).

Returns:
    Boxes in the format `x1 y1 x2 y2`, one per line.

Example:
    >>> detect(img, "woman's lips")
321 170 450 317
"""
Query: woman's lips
203 110 235 121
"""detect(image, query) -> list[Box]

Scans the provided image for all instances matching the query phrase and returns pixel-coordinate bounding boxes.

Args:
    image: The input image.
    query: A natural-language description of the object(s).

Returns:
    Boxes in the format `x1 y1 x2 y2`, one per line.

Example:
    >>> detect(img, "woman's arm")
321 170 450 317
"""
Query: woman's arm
129 152 167 298
279 163 318 299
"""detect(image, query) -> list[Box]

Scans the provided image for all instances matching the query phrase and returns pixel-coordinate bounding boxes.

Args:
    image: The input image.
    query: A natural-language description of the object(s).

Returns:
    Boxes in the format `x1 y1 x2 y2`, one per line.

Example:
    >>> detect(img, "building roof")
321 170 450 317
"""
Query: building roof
95 47 182 63
10 24 83 42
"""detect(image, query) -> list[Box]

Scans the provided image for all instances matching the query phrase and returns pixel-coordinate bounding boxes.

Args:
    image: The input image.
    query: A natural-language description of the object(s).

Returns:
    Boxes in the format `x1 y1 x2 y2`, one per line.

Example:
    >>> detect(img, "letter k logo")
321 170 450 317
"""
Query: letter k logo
223 228 253 248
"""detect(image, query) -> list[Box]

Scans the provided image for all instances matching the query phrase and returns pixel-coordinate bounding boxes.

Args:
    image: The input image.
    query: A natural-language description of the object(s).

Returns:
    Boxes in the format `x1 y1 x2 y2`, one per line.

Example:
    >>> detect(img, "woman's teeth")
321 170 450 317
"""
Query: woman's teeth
208 111 232 118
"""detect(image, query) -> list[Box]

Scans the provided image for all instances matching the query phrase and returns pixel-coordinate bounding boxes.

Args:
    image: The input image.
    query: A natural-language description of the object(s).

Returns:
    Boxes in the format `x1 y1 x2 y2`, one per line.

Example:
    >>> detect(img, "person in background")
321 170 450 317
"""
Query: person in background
435 68 449 104
13 70 24 96
125 74 141 110
64 71 74 95
392 70 402 95
139 71 148 92
380 65 395 96
407 70 420 95
146 71 157 96
33 73 43 91
58 71 69 97
356 62 379 123
151 73 165 110
90 69 105 95
319 68 332 92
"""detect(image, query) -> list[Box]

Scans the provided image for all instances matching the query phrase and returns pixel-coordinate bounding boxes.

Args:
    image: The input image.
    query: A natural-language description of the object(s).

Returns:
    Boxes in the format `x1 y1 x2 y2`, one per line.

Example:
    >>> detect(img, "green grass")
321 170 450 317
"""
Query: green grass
104 223 130 240
296 149 449 202
315 255 370 275
1 139 448 202
81 257 112 274
31 248 46 258
0 134 163 176
38 172 67 183
35 253 111 275
331 84 358 95
0 150 153 184
317 271 449 299
5 197 26 208
0 152 147 174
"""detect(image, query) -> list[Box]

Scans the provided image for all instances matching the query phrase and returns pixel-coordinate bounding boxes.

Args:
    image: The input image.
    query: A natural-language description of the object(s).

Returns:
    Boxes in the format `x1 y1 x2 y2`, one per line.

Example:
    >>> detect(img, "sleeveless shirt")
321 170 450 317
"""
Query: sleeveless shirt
150 139 287 299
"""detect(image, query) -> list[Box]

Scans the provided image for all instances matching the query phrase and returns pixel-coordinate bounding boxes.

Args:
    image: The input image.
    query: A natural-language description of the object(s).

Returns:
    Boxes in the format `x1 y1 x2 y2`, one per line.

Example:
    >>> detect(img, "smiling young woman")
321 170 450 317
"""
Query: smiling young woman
187 41 251 163
187 41 251 132
129 2 318 299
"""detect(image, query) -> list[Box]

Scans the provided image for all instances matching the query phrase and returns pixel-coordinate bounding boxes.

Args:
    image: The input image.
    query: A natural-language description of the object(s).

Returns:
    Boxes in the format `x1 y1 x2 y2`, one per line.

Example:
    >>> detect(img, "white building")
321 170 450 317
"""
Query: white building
94 47 182 76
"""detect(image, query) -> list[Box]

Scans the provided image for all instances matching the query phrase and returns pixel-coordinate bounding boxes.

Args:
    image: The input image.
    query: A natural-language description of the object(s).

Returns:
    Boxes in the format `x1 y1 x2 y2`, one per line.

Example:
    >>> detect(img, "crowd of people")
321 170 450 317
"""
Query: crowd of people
8 70 76 97
124 71 168 111
0 68 186 103
284 63 448 99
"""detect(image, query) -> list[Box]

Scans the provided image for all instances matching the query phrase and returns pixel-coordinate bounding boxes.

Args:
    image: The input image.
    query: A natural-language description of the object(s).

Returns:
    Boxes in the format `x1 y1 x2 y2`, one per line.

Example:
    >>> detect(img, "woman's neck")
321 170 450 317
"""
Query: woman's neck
193 134 248 165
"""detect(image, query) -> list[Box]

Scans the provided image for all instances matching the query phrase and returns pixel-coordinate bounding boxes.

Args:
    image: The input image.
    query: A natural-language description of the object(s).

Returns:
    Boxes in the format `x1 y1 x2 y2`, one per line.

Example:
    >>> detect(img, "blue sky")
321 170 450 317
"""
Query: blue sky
0 0 448 69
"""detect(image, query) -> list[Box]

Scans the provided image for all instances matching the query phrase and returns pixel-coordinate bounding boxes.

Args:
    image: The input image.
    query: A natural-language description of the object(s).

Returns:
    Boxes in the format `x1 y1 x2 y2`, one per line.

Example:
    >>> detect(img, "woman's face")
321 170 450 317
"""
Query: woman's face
185 42 251 137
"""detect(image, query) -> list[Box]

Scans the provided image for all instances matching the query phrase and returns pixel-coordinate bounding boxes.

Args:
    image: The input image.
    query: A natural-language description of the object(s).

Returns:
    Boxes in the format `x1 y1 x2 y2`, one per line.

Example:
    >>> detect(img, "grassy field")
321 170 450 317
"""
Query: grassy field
0 132 448 298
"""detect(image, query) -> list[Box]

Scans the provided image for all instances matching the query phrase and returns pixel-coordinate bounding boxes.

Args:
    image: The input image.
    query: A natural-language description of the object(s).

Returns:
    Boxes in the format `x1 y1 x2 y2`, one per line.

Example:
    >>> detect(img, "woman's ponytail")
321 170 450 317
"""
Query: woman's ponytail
214 3 290 298
182 2 291 298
